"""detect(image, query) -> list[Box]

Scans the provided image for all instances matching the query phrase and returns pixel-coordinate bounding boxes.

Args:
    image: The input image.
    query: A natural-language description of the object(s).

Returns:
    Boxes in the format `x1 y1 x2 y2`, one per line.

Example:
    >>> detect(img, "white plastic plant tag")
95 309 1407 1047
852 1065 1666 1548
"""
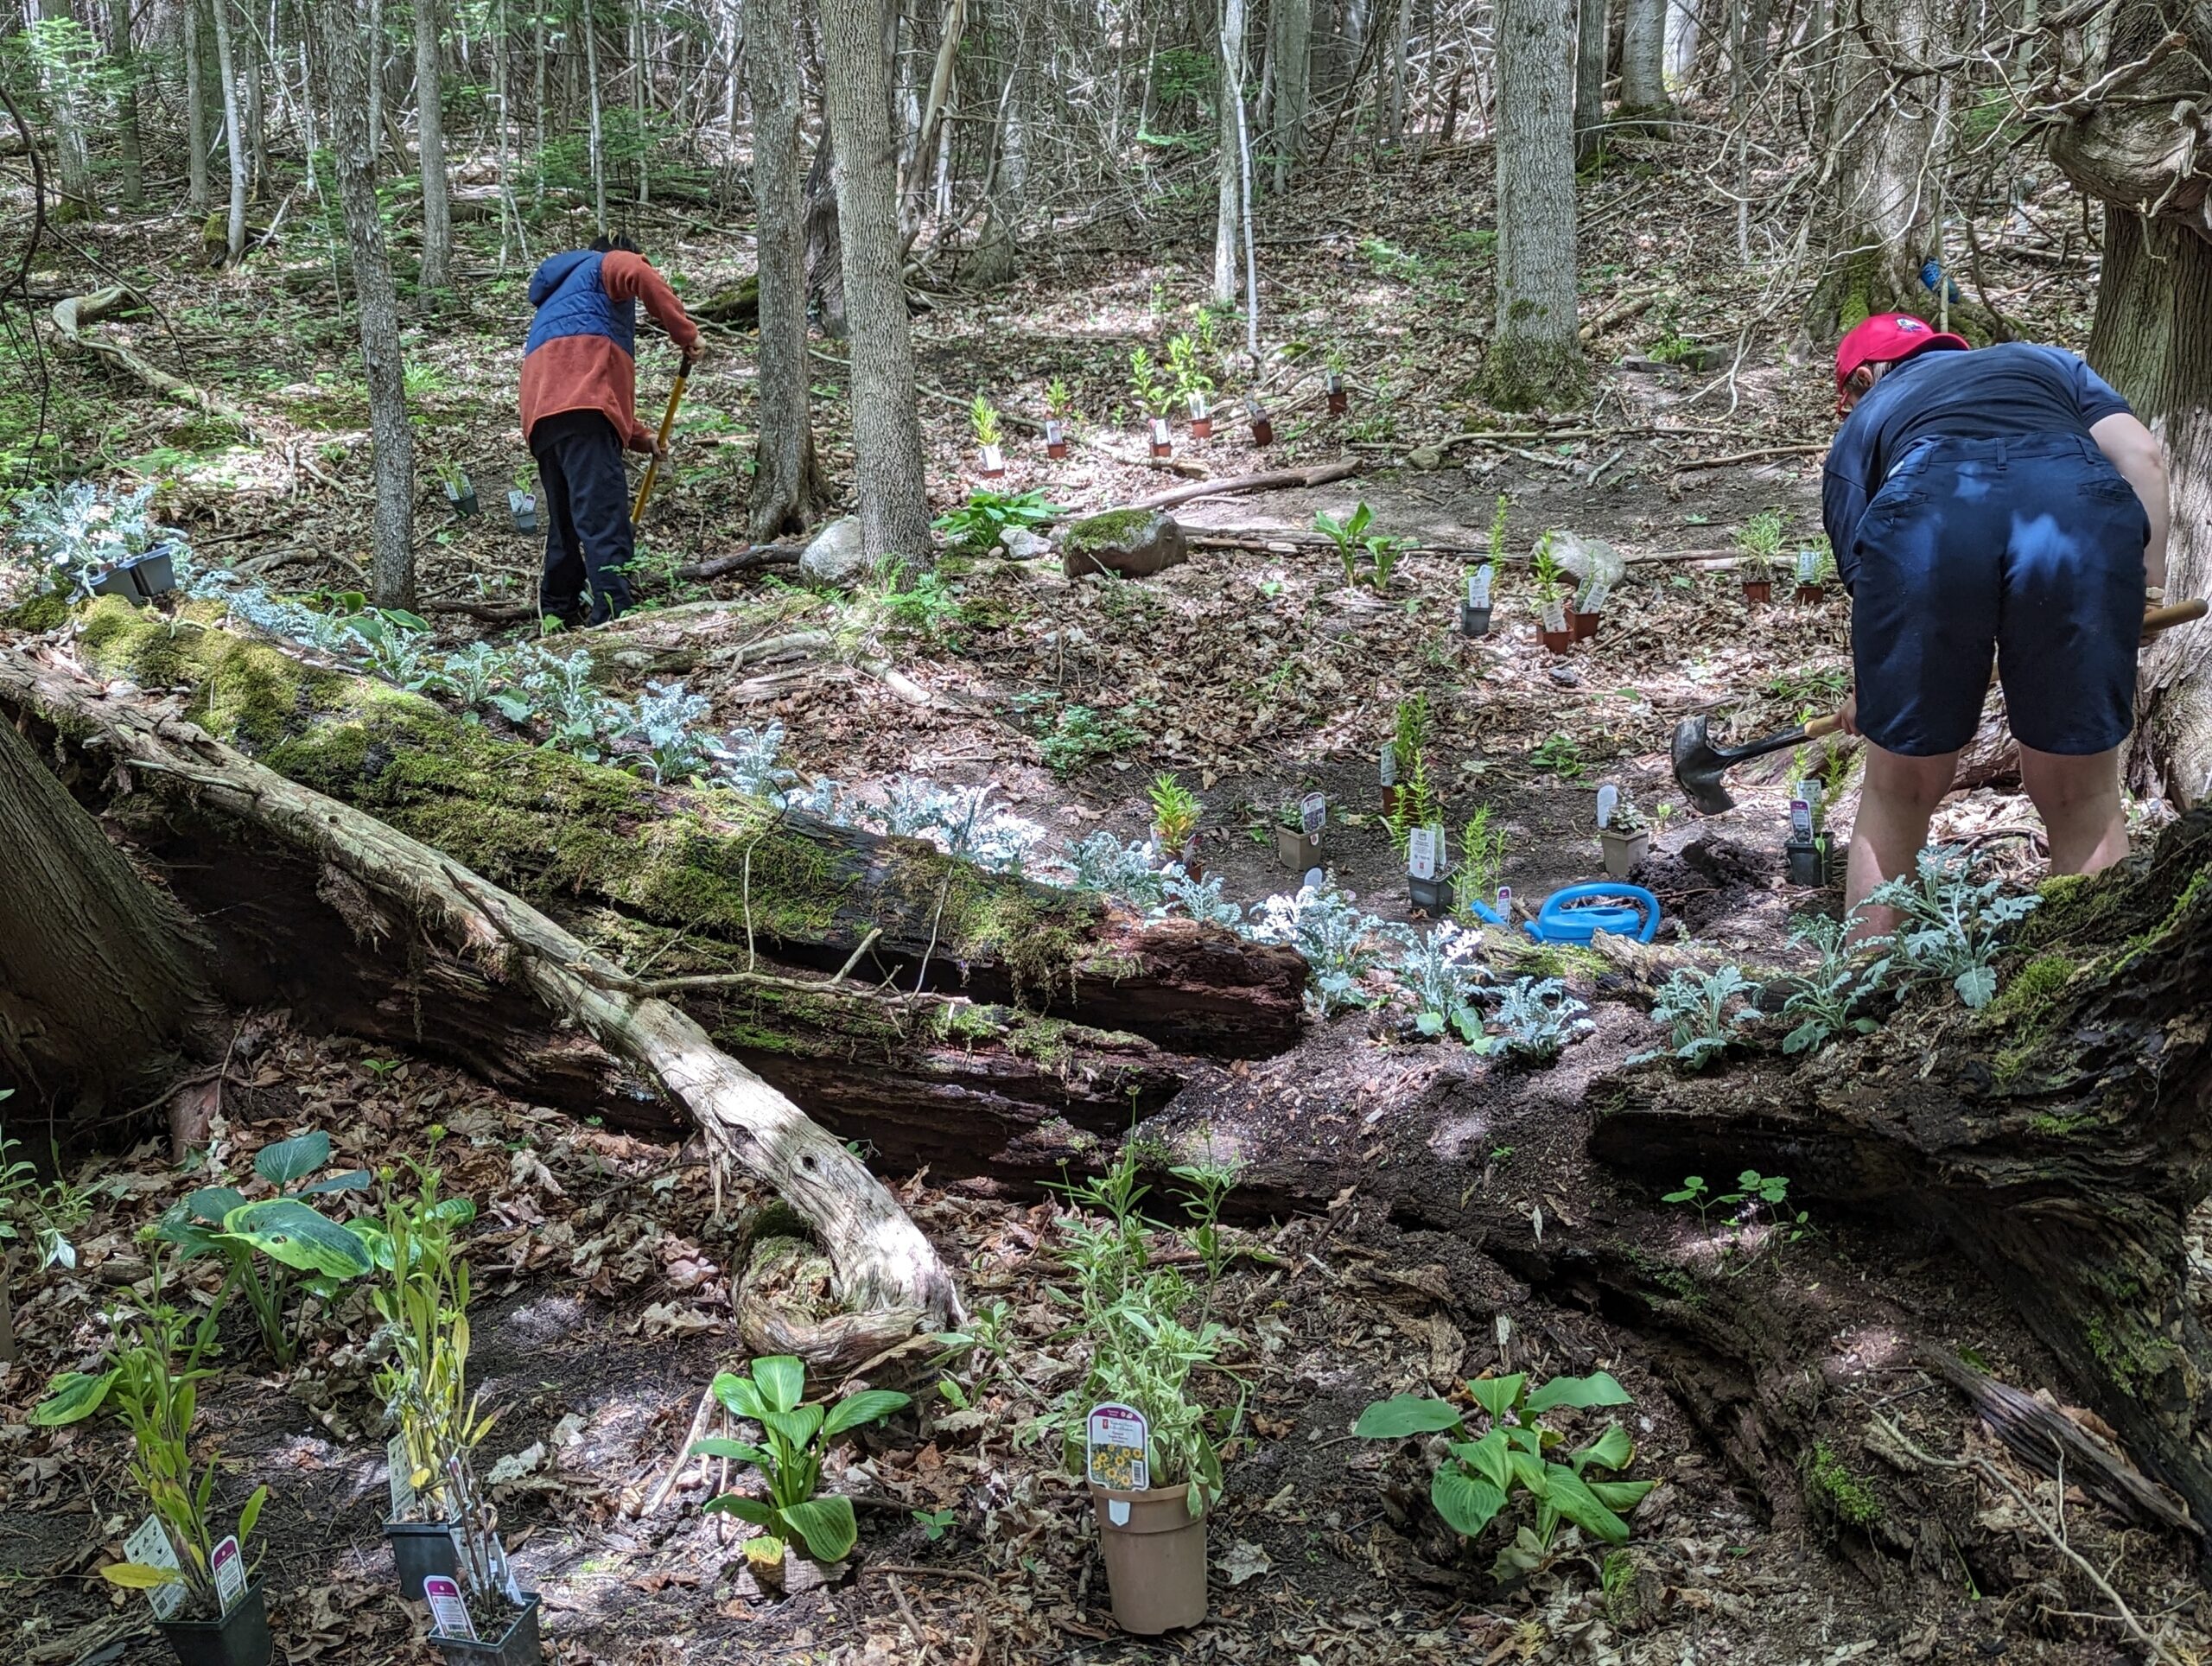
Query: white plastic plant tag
124 1515 187 1621
211 1535 245 1616
486 1532 524 1605
980 443 1004 472
1304 866 1325 890
1496 885 1513 919
1595 784 1619 830
1378 745 1396 787
1085 1402 1150 1492
1797 548 1819 583
423 1574 475 1640
1148 417 1170 446
387 1434 416 1518
1470 563 1495 608
1798 779 1823 813
1109 1498 1132 1526
1789 798 1815 840
1408 825 1440 881
1300 792 1326 836
1046 418 1065 445
1542 598 1567 633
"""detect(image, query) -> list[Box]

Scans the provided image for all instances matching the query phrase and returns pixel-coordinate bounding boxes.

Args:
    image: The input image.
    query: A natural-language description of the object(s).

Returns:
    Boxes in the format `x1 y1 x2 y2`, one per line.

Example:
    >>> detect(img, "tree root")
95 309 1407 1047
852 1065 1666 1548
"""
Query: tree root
49 289 262 439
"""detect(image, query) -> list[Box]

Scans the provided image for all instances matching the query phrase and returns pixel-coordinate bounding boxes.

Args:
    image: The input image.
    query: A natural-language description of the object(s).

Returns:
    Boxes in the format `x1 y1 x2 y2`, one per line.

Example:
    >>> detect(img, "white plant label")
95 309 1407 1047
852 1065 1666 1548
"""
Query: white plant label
1497 885 1513 919
1148 417 1171 446
1085 1402 1150 1493
1304 866 1325 890
979 443 1003 472
124 1515 187 1621
1408 825 1440 881
1378 746 1395 788
1595 785 1619 830
1798 779 1823 814
1789 798 1815 840
1046 418 1065 446
211 1534 245 1616
1581 581 1610 614
1543 599 1567 633
1469 564 1495 608
423 1574 475 1640
1797 548 1820 582
387 1434 416 1518
1300 792 1326 836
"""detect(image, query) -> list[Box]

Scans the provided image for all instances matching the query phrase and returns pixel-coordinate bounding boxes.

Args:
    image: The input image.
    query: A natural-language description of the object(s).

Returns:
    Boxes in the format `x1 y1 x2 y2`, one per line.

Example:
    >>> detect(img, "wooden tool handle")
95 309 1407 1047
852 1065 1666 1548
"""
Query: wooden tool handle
2145 597 2209 633
1804 712 1845 741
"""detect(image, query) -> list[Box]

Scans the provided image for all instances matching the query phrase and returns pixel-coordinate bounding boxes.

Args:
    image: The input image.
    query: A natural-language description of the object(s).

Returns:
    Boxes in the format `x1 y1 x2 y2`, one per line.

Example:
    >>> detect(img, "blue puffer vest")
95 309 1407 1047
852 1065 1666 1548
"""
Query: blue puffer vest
524 251 637 358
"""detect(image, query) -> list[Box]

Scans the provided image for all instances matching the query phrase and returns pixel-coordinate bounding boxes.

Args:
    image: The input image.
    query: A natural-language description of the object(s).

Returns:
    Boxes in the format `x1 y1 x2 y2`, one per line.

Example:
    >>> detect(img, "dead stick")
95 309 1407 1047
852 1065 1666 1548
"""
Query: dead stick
636 1381 721 1517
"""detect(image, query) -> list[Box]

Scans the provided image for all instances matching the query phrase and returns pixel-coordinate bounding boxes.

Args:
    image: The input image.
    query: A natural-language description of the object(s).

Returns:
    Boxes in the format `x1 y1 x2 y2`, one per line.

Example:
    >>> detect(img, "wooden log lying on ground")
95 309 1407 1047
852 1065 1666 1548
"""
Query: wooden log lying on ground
50 289 262 438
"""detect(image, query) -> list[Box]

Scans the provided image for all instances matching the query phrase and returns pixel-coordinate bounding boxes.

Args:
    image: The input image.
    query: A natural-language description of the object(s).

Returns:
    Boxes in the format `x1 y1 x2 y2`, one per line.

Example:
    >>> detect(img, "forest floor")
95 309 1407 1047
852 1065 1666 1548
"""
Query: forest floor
5 124 2200 1664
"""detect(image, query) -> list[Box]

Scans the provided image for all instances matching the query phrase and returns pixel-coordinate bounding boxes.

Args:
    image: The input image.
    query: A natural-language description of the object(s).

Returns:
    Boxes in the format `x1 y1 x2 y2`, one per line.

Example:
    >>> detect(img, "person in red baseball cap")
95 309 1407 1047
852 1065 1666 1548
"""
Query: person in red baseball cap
1821 315 2168 935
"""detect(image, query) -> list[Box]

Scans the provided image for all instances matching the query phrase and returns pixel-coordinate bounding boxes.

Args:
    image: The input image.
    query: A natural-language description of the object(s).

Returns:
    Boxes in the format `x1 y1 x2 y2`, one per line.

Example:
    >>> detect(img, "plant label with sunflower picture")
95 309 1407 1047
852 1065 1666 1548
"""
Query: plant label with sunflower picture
423 1574 476 1639
211 1534 245 1615
123 1515 187 1621
1085 1402 1150 1497
1300 792 1326 837
387 1433 416 1517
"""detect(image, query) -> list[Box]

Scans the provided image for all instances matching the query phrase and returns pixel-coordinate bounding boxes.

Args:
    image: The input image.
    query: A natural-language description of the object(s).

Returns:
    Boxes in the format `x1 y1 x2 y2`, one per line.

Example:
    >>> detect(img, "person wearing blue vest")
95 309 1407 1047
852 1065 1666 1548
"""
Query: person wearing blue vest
519 233 702 626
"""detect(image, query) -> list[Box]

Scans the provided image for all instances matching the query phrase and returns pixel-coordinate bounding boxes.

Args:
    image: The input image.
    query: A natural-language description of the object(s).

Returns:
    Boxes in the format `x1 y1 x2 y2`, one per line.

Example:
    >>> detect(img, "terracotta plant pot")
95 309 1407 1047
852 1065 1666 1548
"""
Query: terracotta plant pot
1147 418 1173 461
1325 372 1348 415
976 443 1005 479
154 1576 272 1666
1046 419 1069 460
1188 395 1212 438
1536 626 1573 656
1570 609 1600 641
385 1518 461 1605
1249 414 1274 446
1599 828 1649 881
1091 1484 1208 1634
1741 578 1771 604
1275 824 1324 873
1796 583 1826 604
431 1594 543 1666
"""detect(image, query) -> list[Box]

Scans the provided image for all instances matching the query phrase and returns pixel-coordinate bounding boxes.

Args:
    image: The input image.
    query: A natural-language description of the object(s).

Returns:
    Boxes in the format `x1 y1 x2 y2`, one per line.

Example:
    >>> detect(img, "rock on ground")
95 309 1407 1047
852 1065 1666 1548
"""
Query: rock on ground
1060 509 1188 579
798 517 872 587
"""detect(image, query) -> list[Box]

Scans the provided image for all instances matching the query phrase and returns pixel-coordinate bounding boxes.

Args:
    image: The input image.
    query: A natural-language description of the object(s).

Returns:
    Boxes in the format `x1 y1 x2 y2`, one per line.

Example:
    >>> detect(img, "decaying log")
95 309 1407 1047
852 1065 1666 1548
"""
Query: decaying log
0 641 962 1334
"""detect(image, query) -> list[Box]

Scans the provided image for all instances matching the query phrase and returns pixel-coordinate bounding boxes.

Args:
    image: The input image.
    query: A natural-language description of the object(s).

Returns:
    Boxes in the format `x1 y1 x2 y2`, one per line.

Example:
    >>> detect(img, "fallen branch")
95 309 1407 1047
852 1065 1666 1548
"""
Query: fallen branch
1669 442 1829 472
677 544 804 582
1105 460 1362 517
49 289 262 439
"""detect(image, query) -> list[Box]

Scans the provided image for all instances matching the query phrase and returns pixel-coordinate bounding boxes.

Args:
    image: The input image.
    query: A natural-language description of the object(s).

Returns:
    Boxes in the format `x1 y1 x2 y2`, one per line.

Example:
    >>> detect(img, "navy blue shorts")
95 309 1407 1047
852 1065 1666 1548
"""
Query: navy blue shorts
1845 432 2148 757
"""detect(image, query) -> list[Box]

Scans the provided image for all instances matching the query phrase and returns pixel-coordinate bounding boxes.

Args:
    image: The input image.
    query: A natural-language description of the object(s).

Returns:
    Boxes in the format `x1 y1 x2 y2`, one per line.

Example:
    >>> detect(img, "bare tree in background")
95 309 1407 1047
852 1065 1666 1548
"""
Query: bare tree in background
208 0 247 262
416 0 454 290
1617 0 1669 123
307 0 418 608
1214 0 1249 305
1573 0 1607 167
818 0 934 562
184 0 211 213
108 0 145 208
1808 0 1943 328
1268 0 1312 192
1486 0 1582 409
745 0 823 538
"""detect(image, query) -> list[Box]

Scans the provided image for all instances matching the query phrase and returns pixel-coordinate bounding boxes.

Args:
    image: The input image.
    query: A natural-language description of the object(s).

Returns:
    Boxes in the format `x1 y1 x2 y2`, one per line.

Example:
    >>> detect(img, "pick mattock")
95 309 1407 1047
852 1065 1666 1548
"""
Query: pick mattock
1670 597 2210 816
631 350 695 526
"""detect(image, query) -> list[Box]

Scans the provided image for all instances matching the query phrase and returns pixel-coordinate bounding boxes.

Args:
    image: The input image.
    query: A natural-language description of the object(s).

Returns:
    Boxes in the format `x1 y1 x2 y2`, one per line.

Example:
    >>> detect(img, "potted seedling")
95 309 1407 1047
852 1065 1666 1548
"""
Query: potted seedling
1383 693 1432 823
1795 539 1836 604
1735 509 1783 604
507 469 538 535
1596 785 1649 880
1168 334 1215 437
1407 820 1453 915
692 1355 911 1592
1275 792 1325 873
35 1254 275 1666
1245 393 1274 447
1148 773 1203 876
1130 348 1175 461
1461 563 1496 638
1785 762 1844 887
441 463 480 518
1324 347 1349 414
1571 575 1609 642
1531 537 1572 654
971 393 1007 479
1452 804 1510 925
369 1162 482 1609
1045 380 1074 460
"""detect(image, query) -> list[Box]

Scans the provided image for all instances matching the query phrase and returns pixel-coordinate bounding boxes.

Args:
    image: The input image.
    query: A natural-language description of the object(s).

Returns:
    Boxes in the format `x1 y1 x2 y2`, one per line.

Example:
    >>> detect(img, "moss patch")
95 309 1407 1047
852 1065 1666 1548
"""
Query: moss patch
1808 1441 1881 1528
1062 509 1162 555
1 589 73 633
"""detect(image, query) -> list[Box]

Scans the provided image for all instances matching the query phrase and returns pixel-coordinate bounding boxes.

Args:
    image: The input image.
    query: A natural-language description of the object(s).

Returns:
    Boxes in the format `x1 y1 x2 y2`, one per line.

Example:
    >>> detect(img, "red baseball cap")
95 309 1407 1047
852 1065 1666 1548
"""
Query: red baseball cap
1835 313 1970 395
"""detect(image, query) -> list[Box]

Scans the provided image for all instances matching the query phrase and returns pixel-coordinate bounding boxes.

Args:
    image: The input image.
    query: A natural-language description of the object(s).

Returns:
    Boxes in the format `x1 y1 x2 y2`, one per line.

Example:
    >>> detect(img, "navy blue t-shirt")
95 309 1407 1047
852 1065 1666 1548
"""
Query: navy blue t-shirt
1821 343 2133 566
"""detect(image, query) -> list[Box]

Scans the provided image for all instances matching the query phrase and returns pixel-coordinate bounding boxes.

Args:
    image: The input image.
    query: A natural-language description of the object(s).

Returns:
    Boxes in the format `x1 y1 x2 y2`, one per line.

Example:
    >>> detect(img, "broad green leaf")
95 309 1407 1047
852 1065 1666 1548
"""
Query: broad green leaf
219 1199 374 1278
254 1130 333 1187
1541 1465 1634 1543
1430 1466 1506 1539
101 1561 184 1588
752 1356 806 1414
1457 1429 1514 1492
1586 1478 1657 1514
702 1494 778 1528
31 1369 118 1427
1352 1396 1463 1440
1507 1449 1549 1497
713 1371 766 1420
300 1169 372 1196
822 1389 912 1437
185 1186 248 1224
760 1404 824 1451
1465 1374 1527 1420
690 1438 772 1468
1522 1371 1633 1415
238 1485 268 1542
779 1495 859 1563
1572 1423 1635 1476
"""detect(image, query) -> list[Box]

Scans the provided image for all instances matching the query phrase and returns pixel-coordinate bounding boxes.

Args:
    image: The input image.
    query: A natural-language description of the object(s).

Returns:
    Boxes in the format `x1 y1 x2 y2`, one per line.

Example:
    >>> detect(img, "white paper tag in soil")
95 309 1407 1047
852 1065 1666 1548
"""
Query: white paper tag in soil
124 1514 187 1621
1378 746 1395 787
1407 825 1441 880
1085 1402 1150 1492
211 1534 245 1616
1789 798 1815 840
423 1575 476 1639
1300 792 1326 836
1595 784 1619 830
1469 563 1494 608
387 1434 416 1518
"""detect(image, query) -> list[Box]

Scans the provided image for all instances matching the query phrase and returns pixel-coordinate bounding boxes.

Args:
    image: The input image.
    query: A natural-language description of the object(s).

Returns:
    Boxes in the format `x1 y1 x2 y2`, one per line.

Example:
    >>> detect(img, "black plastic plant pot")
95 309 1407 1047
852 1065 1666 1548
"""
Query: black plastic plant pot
433 1594 543 1666
1325 372 1348 415
1459 601 1491 639
508 490 538 535
91 564 148 607
446 480 480 518
154 1577 273 1666
1785 836 1835 888
385 1517 462 1604
130 546 178 598
1408 874 1455 915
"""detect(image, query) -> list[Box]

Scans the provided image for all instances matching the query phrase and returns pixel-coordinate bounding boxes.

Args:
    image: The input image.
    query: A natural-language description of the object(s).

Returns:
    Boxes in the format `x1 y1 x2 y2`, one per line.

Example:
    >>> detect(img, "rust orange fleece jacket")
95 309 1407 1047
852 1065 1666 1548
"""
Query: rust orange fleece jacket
519 249 701 452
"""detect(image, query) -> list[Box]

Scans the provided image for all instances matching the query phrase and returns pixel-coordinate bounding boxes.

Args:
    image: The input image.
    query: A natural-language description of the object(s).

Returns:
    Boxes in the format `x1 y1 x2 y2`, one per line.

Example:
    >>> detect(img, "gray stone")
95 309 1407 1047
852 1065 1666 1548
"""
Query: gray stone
1059 509 1188 580
798 516 872 587
1000 525 1050 561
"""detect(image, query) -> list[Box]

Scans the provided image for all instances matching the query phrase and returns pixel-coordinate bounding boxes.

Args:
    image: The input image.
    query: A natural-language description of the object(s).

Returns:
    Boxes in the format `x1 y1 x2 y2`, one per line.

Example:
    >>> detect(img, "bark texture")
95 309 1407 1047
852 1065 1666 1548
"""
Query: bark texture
308 3 419 608
1486 0 1585 410
1268 0 1312 191
1573 0 1608 167
208 0 246 263
1808 0 1943 331
744 0 823 540
414 0 454 291
185 0 211 213
817 0 935 563
0 715 212 1116
1616 0 1669 118
107 0 144 208
1214 0 1249 305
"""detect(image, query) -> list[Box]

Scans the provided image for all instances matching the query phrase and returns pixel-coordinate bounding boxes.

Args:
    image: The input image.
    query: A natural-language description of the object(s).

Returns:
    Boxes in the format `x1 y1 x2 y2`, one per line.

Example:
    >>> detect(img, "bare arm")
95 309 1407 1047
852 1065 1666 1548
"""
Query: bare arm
2090 411 2170 592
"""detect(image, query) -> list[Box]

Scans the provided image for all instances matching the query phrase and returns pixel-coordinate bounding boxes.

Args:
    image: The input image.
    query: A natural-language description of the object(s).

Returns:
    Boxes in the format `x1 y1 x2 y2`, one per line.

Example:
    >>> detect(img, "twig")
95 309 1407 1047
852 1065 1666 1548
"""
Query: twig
634 1381 721 1517
1670 442 1829 472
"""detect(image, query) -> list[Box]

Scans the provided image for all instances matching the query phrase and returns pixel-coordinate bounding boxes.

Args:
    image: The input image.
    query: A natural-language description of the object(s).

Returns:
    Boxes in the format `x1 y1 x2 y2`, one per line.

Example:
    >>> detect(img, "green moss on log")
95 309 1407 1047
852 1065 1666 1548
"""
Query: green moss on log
1 590 73 633
1062 509 1160 556
1807 1441 1882 1528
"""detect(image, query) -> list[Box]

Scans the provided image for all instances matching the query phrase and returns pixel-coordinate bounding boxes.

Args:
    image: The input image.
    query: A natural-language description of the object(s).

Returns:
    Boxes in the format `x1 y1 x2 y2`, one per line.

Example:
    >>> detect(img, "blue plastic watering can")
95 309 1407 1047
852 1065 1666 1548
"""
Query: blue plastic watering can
1521 883 1661 944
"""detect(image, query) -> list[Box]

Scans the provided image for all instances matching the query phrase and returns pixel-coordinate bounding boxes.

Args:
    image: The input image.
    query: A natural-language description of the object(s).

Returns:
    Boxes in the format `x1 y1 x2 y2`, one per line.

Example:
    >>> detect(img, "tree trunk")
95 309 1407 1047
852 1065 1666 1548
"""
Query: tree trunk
802 131 847 336
415 0 454 291
1572 0 1607 167
109 0 145 208
1485 0 1583 410
35 0 97 217
1214 0 1249 305
582 0 608 230
1268 0 1312 193
1616 0 1669 120
208 0 248 264
185 0 212 214
309 1 419 609
745 0 823 541
817 0 935 564
0 715 212 1122
1662 0 1699 83
242 3 264 199
1807 0 1942 332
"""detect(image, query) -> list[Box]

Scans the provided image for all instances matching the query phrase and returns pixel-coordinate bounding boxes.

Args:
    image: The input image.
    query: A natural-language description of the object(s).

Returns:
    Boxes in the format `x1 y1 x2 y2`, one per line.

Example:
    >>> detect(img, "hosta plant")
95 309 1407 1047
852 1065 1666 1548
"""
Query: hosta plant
693 1356 911 1567
1354 1370 1655 1577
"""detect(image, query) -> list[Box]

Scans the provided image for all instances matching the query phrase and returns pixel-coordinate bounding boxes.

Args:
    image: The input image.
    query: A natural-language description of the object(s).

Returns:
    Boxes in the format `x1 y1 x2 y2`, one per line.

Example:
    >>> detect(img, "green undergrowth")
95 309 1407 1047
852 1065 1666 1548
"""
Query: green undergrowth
1807 1441 1882 1529
68 601 1102 994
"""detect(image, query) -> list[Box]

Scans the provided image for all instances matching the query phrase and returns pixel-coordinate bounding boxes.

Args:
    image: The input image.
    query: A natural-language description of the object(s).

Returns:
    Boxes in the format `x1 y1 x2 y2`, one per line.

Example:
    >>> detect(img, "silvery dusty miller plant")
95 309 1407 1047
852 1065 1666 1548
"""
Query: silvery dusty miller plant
1862 843 2039 1009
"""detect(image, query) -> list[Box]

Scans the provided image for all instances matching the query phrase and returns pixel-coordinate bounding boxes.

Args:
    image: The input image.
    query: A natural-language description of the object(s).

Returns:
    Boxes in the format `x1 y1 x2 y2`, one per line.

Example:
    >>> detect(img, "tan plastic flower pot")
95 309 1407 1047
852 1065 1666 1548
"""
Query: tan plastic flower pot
1090 1483 1208 1634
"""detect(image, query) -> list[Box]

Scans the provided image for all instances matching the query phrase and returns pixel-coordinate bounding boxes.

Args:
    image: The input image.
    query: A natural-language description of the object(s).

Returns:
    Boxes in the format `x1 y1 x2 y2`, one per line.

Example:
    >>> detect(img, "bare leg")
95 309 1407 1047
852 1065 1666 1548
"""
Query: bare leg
2017 743 2129 876
1844 744 1961 939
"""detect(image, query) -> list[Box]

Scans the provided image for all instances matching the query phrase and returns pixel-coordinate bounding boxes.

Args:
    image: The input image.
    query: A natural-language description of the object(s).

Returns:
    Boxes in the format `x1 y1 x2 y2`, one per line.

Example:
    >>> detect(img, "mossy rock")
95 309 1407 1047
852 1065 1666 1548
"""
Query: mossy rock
1060 510 1187 580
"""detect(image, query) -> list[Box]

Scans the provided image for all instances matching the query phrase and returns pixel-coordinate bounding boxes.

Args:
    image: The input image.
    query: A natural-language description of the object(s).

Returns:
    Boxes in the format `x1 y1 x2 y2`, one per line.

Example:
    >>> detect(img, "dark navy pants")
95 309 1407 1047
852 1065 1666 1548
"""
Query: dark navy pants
531 409 635 625
1846 432 2148 757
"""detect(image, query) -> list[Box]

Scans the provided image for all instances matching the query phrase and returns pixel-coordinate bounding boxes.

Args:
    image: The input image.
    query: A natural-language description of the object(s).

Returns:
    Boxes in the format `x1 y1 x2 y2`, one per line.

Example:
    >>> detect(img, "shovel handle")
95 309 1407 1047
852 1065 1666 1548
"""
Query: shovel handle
2145 598 2208 634
1805 712 1844 741
630 359 694 525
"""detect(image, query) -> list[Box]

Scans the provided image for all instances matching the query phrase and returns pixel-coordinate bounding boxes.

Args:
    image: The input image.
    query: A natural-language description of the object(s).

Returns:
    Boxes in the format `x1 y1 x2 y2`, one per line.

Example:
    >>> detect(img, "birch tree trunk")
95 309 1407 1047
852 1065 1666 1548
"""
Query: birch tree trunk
1485 0 1582 409
745 0 823 539
583 0 609 231
1573 0 1607 167
1663 0 1700 82
416 0 454 290
185 0 212 214
1268 0 1311 192
1617 0 1669 122
818 0 935 563
1214 0 1249 306
308 2 419 609
209 0 248 263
